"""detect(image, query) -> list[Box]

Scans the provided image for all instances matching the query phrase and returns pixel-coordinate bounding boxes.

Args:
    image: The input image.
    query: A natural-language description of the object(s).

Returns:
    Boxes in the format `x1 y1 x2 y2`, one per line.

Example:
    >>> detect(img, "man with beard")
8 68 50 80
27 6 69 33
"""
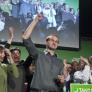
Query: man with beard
22 14 65 92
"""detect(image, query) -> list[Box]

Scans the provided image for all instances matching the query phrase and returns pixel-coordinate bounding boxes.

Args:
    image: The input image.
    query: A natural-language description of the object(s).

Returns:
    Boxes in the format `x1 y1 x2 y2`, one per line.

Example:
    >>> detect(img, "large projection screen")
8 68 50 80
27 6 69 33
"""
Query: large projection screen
0 0 79 49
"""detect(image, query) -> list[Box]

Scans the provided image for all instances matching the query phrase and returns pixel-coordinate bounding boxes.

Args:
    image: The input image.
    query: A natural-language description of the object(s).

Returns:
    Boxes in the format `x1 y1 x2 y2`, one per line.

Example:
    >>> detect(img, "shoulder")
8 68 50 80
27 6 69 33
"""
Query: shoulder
1 63 7 67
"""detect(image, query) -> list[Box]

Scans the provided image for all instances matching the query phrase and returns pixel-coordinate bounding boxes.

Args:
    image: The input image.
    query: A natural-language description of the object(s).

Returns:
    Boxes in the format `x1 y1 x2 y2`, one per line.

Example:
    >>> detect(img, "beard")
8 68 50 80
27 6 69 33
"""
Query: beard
47 45 56 50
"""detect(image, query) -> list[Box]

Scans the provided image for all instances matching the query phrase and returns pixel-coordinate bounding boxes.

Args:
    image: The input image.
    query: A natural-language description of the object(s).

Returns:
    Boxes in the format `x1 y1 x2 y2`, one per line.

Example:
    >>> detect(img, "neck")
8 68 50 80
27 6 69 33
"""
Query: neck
46 49 55 56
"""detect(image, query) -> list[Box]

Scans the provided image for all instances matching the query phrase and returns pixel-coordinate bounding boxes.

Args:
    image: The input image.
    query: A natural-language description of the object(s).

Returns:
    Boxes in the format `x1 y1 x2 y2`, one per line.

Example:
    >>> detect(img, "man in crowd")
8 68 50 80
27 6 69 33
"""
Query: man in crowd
22 14 65 92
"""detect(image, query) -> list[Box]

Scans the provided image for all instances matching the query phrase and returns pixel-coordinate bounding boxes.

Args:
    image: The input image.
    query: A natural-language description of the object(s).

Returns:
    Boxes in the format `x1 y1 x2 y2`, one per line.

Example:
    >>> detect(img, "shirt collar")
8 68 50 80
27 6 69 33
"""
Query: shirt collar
44 49 57 57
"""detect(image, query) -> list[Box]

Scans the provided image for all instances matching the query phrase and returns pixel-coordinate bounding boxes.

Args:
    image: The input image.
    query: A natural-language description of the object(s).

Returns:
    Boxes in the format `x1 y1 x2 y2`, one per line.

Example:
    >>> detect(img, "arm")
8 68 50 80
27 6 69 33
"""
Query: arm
22 14 42 39
57 59 71 84
80 56 89 65
80 56 90 82
5 49 19 78
63 59 68 78
3 30 14 64
82 65 90 82
7 28 14 44
57 60 65 84
63 59 71 79
22 14 43 58
5 29 14 49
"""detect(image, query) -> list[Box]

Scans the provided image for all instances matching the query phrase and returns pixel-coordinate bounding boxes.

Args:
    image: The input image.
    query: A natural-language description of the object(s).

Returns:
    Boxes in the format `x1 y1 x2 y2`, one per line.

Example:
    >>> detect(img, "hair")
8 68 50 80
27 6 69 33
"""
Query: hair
2 12 9 18
46 34 59 43
10 47 21 54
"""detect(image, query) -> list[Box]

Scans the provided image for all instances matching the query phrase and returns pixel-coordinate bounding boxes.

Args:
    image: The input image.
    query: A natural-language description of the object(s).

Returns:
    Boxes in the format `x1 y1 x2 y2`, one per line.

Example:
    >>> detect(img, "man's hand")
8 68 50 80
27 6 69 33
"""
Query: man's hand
34 14 43 21
22 13 43 40
37 13 43 20
5 48 14 64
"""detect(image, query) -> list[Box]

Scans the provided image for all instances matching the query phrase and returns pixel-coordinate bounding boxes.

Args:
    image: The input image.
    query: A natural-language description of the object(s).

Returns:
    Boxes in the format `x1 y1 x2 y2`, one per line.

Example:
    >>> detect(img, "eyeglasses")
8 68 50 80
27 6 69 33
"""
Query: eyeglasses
49 38 59 44
10 47 21 53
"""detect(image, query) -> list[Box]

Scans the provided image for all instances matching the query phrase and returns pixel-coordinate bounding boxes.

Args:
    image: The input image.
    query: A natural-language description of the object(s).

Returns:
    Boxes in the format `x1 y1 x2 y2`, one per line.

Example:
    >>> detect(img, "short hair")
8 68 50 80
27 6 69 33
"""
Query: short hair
46 34 59 43
10 47 21 54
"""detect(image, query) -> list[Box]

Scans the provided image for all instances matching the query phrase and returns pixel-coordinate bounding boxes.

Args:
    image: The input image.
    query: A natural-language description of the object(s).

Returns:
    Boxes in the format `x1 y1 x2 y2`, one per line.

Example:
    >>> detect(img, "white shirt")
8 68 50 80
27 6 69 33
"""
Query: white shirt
74 65 90 83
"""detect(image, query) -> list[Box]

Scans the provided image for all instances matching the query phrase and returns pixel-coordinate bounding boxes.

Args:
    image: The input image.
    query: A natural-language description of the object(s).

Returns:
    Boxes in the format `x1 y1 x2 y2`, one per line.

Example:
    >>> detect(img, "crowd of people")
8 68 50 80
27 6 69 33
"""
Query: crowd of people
0 13 91 92
0 0 91 92
0 0 79 33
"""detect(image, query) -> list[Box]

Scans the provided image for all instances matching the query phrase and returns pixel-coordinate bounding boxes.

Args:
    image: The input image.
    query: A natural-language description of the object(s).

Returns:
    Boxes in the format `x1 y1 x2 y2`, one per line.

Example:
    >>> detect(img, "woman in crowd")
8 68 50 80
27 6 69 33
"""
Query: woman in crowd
0 45 19 92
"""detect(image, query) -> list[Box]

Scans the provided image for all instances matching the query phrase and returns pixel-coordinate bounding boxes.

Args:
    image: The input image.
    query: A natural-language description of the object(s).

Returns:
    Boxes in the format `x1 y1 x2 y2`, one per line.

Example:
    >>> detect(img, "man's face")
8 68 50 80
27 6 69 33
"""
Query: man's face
11 50 21 63
0 50 5 62
46 36 59 50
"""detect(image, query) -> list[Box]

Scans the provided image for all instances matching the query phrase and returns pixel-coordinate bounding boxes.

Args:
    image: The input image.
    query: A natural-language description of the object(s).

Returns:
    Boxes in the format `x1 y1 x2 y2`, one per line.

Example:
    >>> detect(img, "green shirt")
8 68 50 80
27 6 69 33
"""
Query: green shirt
0 62 19 92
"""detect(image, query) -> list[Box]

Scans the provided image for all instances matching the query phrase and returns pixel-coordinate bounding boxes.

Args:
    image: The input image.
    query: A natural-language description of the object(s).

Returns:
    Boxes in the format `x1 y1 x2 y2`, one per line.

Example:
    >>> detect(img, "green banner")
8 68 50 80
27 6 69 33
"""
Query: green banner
70 83 92 92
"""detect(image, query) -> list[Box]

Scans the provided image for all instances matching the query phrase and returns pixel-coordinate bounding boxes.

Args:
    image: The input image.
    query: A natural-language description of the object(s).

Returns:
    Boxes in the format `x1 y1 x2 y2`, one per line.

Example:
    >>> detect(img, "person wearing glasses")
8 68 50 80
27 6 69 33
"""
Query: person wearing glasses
22 14 65 92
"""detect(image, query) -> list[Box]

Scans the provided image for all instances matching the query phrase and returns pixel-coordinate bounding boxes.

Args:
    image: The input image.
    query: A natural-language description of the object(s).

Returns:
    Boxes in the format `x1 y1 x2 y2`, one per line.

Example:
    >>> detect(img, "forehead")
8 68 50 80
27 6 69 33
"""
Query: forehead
46 35 59 40
11 50 20 54
51 36 58 39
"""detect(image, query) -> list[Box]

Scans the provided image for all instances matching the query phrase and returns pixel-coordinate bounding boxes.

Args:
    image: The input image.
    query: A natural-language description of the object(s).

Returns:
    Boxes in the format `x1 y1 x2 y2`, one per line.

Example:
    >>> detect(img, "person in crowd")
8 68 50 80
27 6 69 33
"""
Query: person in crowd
24 55 36 92
0 0 12 16
0 41 19 92
88 56 92 83
42 4 52 29
74 56 90 84
2 29 33 92
2 12 20 33
19 0 32 29
71 58 79 76
63 59 72 92
11 0 20 18
7 47 26 92
22 14 65 92
76 8 79 24
0 45 19 92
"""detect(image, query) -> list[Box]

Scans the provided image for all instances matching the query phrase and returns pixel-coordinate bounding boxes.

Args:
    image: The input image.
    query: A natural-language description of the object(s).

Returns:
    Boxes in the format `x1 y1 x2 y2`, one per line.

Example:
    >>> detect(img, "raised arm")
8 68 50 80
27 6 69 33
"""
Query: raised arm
7 29 14 44
5 30 14 49
80 56 89 65
5 48 14 64
22 14 43 59
22 14 43 39
5 48 19 78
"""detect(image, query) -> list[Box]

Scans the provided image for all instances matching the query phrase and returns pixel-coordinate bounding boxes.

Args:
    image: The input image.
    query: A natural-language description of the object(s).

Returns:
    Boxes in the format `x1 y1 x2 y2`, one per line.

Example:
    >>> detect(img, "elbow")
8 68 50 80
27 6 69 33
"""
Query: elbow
22 33 28 40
